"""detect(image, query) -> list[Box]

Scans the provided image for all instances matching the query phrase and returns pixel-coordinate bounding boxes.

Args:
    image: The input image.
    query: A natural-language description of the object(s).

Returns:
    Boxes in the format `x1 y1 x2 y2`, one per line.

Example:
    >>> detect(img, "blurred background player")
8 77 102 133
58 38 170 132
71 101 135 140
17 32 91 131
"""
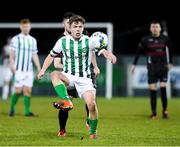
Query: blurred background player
51 12 100 137
9 19 41 117
1 37 14 101
38 15 116 139
131 20 172 119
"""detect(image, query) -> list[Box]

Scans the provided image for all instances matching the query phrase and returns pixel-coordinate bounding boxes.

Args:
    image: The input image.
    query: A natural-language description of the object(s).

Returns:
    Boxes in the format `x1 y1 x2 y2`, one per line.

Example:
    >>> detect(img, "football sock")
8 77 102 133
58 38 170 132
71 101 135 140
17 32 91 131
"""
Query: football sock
59 110 69 130
85 104 89 124
160 87 168 111
54 84 71 101
89 119 98 134
150 90 157 115
10 93 20 111
24 95 31 115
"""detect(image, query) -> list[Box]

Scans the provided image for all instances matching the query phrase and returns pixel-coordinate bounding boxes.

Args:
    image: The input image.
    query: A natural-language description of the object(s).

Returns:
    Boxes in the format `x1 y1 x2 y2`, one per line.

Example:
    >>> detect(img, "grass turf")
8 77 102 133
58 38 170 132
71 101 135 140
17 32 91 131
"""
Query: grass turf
0 97 180 146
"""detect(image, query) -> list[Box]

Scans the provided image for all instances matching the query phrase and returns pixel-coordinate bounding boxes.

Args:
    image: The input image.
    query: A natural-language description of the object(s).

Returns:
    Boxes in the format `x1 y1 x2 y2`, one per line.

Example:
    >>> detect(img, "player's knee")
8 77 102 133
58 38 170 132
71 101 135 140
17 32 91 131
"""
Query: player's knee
23 88 32 96
50 71 59 81
87 102 96 112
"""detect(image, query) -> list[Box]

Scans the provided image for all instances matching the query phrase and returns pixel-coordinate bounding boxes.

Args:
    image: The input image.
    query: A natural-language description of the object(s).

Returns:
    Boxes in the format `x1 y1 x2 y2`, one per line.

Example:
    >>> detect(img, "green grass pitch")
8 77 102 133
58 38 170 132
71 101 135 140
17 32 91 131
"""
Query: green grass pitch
0 97 180 146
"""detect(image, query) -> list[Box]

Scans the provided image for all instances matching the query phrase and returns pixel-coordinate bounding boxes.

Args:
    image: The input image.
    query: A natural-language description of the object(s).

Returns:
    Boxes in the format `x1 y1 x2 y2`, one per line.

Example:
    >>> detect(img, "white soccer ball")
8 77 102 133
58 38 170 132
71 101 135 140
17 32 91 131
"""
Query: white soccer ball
90 32 108 50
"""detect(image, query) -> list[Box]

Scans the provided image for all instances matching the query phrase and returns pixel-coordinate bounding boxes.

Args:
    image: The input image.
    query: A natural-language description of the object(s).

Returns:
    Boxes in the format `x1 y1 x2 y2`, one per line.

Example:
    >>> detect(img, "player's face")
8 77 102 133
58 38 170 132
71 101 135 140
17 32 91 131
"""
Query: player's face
63 19 71 33
150 23 161 36
70 21 84 40
20 23 31 35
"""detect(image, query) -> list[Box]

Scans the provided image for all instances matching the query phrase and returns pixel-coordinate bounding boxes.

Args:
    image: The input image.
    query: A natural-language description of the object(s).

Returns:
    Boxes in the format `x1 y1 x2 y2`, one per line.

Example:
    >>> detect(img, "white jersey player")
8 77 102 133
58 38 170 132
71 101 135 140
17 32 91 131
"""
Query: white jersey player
9 19 41 117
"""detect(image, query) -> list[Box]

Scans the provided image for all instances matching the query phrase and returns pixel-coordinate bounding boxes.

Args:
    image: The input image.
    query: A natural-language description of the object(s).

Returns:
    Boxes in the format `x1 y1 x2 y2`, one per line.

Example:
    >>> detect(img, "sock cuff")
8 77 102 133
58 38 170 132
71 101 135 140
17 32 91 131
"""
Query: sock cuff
24 95 30 98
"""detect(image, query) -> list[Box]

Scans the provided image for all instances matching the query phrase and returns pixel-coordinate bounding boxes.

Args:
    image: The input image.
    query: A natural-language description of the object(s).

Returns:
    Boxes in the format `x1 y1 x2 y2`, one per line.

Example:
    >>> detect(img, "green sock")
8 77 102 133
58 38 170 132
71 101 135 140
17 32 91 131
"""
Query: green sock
89 119 98 134
54 84 71 101
23 95 30 115
10 93 20 111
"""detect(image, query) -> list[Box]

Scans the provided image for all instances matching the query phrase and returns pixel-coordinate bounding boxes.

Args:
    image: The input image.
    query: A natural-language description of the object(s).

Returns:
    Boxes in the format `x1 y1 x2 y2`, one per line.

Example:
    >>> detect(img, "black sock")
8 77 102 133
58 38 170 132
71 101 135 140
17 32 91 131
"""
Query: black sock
58 110 69 130
150 90 157 115
160 87 168 111
85 104 89 124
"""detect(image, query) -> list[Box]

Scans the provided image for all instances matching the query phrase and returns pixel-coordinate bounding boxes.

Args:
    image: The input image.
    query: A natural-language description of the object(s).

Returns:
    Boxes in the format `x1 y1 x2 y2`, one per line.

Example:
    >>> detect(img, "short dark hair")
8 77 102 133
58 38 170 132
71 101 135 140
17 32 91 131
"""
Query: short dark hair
63 12 75 20
69 15 85 26
20 19 31 24
150 20 161 25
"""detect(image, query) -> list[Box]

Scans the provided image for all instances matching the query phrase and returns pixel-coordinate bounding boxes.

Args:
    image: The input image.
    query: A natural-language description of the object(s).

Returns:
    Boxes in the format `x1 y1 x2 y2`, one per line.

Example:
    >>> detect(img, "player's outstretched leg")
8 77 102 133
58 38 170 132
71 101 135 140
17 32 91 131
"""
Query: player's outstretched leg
51 71 73 110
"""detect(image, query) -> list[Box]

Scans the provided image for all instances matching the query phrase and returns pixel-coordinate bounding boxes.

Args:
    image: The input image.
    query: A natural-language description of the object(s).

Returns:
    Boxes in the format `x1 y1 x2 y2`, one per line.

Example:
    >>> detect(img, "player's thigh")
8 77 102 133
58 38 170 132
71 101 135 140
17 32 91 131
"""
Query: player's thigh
75 77 96 99
147 66 158 86
15 87 23 94
23 72 34 88
14 71 24 89
23 86 32 96
61 72 75 88
159 67 168 86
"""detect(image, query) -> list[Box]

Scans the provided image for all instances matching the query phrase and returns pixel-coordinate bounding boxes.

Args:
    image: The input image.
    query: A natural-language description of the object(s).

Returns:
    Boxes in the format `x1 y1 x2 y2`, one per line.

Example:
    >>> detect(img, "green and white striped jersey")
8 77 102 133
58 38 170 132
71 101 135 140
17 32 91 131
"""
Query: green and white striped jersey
50 35 96 78
10 33 38 72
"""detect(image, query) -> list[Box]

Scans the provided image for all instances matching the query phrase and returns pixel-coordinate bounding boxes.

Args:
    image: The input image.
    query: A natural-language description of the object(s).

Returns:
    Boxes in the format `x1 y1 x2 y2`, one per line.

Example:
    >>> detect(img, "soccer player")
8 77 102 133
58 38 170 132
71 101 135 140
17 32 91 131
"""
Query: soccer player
9 19 41 117
38 15 116 139
1 37 14 101
52 12 101 137
131 20 172 119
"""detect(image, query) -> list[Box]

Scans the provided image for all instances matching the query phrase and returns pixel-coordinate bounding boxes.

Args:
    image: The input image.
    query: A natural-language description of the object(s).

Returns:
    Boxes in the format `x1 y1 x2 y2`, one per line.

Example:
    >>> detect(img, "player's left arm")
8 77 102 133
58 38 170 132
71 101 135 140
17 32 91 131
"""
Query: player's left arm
32 39 41 73
99 49 117 64
32 53 41 73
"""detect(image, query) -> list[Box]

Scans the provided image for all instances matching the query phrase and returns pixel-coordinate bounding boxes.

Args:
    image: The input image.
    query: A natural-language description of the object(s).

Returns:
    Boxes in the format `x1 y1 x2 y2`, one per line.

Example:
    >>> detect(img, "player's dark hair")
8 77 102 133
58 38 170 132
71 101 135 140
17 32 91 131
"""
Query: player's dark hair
69 15 85 26
20 19 31 24
150 20 161 25
63 12 75 20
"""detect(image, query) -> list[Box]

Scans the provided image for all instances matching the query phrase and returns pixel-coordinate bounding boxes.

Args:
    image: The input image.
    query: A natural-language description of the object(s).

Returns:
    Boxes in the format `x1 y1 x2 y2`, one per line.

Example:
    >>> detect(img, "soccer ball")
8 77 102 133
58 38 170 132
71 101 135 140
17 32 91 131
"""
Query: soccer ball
90 32 108 50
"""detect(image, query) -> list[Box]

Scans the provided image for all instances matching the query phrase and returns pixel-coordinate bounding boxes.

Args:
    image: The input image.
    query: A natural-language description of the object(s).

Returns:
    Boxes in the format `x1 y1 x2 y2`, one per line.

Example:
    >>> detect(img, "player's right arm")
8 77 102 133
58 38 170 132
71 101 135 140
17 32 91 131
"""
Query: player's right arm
9 37 17 73
131 38 145 74
38 38 63 80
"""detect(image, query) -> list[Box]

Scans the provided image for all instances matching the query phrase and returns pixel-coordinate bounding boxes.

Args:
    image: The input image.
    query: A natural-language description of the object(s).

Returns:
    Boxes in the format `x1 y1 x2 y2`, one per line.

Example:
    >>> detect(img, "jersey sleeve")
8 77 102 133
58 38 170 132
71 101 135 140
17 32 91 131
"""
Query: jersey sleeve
133 37 146 65
32 38 38 54
50 38 63 57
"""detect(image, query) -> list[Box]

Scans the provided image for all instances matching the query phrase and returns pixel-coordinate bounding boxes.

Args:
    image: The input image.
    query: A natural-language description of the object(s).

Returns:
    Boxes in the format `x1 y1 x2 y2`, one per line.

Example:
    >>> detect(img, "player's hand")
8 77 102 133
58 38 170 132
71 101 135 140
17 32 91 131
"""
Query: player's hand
131 65 136 74
167 64 173 71
106 52 117 64
37 70 45 80
10 64 16 73
93 66 100 77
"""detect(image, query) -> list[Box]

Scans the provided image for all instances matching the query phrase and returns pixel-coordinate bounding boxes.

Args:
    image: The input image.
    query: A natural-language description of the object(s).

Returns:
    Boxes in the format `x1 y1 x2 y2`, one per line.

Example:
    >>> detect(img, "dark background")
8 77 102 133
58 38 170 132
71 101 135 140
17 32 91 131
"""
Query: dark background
0 1 179 55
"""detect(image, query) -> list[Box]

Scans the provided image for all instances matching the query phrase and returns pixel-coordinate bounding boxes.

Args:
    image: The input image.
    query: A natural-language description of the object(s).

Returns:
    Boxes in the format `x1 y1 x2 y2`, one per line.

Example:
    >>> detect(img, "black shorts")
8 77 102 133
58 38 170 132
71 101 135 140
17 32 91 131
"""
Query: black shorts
67 89 78 98
147 64 168 84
